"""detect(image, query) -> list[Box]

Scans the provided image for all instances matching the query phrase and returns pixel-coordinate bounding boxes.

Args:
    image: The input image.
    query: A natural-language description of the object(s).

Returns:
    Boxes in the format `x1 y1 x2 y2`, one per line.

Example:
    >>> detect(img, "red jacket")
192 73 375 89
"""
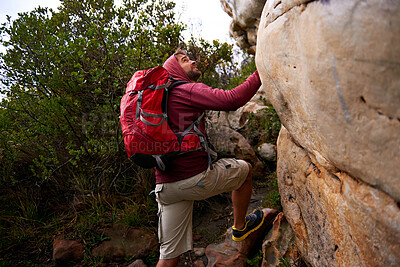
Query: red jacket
155 55 261 184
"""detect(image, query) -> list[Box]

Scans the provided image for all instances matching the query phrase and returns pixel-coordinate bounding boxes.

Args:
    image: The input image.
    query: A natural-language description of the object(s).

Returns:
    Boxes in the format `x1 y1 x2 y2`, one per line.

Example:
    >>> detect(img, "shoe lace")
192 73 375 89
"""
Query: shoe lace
246 213 258 226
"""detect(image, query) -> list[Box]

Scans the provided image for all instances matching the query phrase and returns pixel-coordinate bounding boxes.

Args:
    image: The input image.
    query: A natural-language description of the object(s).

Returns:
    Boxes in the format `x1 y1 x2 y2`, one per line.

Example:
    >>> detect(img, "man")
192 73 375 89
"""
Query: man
155 48 263 267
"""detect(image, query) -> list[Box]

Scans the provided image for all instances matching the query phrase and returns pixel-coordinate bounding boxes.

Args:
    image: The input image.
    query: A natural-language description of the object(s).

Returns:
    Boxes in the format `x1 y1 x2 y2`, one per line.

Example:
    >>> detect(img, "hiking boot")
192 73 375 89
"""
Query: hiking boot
232 209 264 242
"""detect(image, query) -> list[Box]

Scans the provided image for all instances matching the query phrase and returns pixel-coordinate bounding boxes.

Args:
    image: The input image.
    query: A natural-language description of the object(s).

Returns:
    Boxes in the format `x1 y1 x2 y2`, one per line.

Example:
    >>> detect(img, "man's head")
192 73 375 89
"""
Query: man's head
174 48 201 82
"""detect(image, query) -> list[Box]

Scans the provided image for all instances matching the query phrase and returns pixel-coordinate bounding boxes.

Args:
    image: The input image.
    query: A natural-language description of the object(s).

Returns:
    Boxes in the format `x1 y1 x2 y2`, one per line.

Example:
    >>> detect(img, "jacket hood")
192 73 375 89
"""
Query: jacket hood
163 55 191 82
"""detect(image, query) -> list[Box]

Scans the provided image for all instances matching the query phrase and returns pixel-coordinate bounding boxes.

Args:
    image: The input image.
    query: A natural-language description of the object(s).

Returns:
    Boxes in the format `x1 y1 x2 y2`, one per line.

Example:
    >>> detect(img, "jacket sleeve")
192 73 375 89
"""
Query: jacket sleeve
188 71 262 111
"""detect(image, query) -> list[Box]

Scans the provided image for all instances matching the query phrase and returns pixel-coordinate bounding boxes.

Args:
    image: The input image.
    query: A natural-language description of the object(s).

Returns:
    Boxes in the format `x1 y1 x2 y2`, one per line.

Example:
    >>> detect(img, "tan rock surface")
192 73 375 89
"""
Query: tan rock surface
256 0 400 200
277 126 400 266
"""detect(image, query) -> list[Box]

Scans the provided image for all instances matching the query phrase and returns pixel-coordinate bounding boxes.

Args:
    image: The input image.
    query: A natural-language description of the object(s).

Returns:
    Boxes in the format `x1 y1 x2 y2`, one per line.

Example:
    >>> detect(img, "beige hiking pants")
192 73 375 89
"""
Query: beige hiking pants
155 158 250 259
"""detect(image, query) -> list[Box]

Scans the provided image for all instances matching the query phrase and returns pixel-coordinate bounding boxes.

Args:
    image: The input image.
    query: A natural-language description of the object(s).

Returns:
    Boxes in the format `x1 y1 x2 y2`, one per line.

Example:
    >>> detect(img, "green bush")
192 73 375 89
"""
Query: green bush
0 0 241 264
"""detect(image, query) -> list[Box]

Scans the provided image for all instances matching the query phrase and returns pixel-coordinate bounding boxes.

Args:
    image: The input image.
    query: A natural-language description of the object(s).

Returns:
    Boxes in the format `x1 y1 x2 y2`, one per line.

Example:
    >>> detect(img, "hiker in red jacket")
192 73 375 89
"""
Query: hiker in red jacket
155 48 263 267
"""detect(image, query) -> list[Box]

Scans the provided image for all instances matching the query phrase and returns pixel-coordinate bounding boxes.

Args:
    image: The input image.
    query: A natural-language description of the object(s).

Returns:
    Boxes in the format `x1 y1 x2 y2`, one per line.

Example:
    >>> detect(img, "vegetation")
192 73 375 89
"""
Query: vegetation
0 0 282 265
278 257 292 267
246 249 264 266
262 172 282 211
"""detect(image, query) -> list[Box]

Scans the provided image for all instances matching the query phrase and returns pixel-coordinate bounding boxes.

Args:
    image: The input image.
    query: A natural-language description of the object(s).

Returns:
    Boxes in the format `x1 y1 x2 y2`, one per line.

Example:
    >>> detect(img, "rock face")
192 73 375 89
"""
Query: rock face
277 126 400 266
226 0 400 265
255 0 400 201
220 0 267 54
221 0 400 265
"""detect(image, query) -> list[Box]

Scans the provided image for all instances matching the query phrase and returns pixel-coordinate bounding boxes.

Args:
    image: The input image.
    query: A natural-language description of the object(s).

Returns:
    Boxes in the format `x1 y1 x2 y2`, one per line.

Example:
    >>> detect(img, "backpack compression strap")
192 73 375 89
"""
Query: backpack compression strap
179 112 217 170
133 82 172 127
139 78 189 127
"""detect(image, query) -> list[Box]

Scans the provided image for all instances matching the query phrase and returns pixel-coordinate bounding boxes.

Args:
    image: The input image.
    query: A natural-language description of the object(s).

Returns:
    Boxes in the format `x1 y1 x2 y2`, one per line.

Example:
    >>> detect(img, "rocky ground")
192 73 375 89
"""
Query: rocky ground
176 185 270 267
46 170 277 267
50 182 273 267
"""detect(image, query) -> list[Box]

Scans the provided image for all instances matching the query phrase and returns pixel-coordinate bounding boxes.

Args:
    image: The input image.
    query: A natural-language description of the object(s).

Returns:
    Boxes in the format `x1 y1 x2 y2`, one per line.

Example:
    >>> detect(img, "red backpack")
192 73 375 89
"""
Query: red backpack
120 66 215 171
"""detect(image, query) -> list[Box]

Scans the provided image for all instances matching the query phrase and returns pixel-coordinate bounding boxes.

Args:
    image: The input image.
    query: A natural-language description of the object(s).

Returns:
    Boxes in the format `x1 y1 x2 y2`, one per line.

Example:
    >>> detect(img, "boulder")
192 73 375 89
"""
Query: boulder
92 224 158 262
257 143 276 161
256 0 400 201
277 126 400 266
220 0 400 265
220 0 267 53
206 92 268 177
262 212 300 267
207 124 264 177
206 208 279 266
208 90 268 130
53 238 83 263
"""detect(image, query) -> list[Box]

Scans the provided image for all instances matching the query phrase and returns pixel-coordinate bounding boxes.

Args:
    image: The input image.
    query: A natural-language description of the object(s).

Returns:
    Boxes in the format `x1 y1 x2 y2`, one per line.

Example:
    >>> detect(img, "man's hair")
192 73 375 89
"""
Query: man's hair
174 48 188 58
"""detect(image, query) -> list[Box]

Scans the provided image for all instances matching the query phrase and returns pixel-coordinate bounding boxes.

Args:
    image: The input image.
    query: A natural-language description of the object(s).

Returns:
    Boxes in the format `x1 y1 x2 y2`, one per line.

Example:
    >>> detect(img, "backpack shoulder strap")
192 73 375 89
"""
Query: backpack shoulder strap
168 77 189 89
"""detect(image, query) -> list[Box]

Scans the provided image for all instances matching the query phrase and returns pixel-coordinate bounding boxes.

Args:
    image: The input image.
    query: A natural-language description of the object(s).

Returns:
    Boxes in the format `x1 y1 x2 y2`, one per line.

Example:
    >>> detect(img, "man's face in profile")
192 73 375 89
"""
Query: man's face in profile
176 54 201 82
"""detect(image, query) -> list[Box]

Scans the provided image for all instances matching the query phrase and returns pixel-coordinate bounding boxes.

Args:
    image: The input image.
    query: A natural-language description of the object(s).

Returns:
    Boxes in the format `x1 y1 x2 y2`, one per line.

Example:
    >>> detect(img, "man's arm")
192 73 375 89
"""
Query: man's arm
187 71 261 111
